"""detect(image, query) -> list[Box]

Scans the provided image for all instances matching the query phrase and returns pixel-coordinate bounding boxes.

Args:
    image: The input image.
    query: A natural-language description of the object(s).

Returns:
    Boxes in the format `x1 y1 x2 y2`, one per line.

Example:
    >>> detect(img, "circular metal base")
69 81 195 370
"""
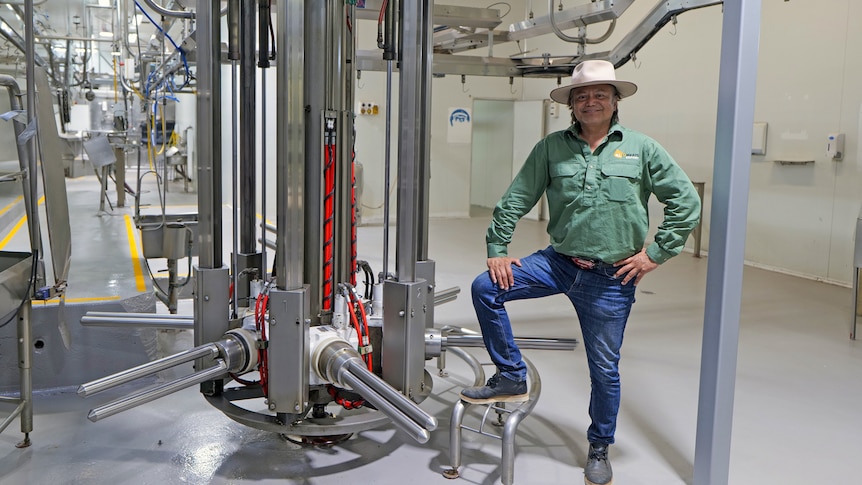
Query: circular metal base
205 370 434 438
282 432 353 447
442 468 460 479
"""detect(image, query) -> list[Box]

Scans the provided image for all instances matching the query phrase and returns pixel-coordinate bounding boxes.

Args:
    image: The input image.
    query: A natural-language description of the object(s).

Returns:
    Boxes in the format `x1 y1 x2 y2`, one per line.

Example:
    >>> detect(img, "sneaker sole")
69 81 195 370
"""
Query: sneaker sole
459 393 529 405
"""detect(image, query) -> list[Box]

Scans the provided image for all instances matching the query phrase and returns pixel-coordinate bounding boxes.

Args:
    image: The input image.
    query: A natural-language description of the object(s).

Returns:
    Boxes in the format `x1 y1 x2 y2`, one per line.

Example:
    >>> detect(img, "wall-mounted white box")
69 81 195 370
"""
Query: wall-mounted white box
752 122 768 155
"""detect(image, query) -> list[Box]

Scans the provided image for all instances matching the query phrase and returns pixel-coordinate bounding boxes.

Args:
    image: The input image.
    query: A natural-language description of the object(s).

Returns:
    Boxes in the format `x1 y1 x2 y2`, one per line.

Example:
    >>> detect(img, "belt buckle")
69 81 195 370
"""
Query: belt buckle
572 257 596 270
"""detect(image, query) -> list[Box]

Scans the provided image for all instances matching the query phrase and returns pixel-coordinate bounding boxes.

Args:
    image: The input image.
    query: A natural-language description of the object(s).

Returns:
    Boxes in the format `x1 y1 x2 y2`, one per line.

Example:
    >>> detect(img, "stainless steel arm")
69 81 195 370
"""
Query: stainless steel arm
87 361 228 422
425 328 578 358
81 312 194 329
433 286 460 306
316 339 438 444
445 334 578 351
78 343 219 397
80 329 258 423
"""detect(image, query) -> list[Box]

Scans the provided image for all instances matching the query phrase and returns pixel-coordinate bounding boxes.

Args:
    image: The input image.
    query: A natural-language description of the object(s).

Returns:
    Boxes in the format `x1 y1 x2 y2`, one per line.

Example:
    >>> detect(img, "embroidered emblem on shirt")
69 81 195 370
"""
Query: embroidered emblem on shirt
614 149 640 160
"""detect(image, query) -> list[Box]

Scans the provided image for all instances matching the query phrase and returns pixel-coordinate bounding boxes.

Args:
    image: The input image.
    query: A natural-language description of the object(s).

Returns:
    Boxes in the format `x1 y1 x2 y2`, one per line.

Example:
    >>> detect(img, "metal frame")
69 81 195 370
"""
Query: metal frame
694 1 762 484
445 355 542 485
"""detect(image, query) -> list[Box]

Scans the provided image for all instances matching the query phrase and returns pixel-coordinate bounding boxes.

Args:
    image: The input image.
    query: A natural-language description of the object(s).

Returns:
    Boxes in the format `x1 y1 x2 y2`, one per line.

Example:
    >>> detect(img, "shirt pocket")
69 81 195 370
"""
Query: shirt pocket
601 163 641 202
548 163 578 190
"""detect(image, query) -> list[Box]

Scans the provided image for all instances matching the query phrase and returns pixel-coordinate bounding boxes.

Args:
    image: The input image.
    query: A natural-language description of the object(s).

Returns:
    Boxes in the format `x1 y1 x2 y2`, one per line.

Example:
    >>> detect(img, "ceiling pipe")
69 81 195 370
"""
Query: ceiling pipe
142 0 194 19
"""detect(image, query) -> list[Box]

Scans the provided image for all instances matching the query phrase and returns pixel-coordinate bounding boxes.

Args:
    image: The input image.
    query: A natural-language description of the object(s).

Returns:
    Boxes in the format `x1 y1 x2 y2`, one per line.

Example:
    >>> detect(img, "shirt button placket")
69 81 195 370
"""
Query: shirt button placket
584 155 598 203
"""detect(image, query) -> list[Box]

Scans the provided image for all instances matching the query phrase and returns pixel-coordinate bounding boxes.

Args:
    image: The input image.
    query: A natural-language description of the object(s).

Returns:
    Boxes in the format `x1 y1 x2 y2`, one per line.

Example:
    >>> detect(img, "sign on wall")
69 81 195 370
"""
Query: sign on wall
447 107 472 144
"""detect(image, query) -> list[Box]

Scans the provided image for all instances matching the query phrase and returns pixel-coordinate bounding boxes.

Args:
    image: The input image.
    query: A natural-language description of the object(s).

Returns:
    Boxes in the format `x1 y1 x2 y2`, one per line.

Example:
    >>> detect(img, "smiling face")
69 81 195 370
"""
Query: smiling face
569 84 618 131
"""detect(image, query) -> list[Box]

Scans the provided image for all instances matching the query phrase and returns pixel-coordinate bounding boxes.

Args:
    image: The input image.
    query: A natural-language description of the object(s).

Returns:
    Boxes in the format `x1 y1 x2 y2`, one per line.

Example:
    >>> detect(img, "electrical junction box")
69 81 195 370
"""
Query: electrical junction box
827 133 844 161
751 122 767 155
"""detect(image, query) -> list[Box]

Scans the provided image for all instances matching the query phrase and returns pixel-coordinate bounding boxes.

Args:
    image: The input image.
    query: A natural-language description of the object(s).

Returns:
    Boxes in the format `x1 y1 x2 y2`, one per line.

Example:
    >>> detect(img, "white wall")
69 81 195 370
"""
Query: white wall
353 0 528 222
353 0 861 285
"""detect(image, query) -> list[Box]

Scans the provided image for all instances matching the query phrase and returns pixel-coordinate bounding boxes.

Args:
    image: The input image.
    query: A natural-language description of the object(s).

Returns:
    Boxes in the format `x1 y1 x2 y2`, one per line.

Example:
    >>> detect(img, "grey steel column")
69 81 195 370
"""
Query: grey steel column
194 1 229 394
395 0 423 282
415 0 433 261
336 2 356 289
693 1 762 484
276 0 305 290
240 0 257 253
196 0 223 269
303 1 325 311
17 301 32 446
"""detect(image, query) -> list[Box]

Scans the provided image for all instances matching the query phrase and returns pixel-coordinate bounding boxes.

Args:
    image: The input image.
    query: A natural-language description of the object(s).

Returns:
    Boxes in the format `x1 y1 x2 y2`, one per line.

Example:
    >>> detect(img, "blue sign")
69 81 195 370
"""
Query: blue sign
449 108 471 126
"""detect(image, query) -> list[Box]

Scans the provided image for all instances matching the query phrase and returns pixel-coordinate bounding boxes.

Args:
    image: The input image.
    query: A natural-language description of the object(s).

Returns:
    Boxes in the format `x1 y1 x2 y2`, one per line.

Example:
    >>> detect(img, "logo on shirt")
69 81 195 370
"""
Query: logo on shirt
613 149 639 160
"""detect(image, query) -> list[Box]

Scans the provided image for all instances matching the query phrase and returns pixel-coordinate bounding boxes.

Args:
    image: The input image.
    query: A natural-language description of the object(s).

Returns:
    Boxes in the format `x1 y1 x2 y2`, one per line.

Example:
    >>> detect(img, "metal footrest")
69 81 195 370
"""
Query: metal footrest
444 356 541 485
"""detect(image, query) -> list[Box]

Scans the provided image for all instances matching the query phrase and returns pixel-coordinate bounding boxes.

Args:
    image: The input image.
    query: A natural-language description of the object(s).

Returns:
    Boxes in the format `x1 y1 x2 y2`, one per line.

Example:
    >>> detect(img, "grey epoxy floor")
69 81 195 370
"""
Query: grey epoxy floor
2 175 861 484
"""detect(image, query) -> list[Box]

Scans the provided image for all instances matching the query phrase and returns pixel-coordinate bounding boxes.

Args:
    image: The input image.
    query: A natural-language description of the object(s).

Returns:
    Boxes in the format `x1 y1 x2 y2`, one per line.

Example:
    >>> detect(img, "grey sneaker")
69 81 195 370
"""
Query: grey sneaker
459 374 528 404
584 443 613 485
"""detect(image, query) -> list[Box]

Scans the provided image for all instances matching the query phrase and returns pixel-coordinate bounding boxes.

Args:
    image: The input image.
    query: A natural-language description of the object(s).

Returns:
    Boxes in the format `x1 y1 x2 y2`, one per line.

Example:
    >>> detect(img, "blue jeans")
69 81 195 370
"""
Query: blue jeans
471 245 637 444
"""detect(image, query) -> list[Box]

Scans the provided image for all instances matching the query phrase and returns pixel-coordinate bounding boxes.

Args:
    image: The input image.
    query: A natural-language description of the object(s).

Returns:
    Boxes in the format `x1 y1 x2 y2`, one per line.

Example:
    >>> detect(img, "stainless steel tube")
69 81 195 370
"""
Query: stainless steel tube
78 343 219 397
18 301 32 437
82 312 193 319
433 286 460 306
0 401 25 435
143 0 194 19
382 60 393 279
317 339 436 443
445 334 578 351
338 370 430 444
81 313 193 329
445 346 485 387
345 359 437 432
87 360 228 422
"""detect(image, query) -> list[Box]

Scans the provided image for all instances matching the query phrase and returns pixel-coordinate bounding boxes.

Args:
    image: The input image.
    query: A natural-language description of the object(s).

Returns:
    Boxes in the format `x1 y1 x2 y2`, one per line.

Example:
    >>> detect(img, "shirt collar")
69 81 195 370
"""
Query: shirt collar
566 122 625 141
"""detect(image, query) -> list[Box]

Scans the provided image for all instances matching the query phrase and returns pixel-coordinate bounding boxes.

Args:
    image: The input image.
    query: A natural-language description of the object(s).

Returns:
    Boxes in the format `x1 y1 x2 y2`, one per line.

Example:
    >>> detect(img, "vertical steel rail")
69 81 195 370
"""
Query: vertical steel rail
693 1 762 484
24 0 39 273
196 0 223 270
240 0 257 254
395 0 423 282
415 0 433 261
303 1 325 306
276 0 305 289
382 0 397 280
259 0 271 277
382 61 393 280
228 0 240 316
339 2 356 288
16 301 32 446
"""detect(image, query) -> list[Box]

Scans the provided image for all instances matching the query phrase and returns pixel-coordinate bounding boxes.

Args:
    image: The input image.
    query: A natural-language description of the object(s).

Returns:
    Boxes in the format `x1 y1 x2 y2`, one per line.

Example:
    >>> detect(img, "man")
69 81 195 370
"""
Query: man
459 60 701 485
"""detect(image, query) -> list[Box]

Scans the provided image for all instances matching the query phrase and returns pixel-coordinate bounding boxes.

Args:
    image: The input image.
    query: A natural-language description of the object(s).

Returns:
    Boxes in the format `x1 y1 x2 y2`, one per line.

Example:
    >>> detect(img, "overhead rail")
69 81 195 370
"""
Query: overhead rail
356 0 723 77
508 0 634 41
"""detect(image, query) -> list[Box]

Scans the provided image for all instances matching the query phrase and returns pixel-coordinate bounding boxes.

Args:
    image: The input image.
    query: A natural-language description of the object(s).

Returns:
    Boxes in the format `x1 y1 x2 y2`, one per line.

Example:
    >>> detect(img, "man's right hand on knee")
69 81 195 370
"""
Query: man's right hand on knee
487 257 521 290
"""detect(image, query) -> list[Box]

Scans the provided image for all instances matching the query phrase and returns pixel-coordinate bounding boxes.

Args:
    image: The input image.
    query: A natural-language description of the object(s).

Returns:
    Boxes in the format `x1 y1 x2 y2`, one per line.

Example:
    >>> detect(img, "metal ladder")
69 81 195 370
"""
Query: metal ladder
443 356 541 485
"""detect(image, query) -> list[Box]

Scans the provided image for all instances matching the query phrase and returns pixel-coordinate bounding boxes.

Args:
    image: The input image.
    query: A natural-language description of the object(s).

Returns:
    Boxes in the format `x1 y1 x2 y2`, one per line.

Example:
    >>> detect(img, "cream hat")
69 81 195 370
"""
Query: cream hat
549 60 638 104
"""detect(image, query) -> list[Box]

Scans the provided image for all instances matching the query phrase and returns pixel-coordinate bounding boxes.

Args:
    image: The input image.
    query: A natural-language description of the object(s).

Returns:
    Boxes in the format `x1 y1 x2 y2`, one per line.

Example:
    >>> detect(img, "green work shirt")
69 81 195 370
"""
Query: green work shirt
487 123 701 265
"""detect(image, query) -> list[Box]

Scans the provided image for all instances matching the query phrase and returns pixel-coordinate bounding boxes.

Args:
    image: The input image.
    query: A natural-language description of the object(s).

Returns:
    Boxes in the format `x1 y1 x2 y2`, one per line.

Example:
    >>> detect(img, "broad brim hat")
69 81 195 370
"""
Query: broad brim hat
549 60 638 104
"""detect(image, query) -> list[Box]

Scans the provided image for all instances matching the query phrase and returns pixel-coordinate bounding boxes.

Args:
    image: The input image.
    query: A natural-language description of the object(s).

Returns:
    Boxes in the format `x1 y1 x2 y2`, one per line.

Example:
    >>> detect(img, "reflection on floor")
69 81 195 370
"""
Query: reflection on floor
1 176 861 484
